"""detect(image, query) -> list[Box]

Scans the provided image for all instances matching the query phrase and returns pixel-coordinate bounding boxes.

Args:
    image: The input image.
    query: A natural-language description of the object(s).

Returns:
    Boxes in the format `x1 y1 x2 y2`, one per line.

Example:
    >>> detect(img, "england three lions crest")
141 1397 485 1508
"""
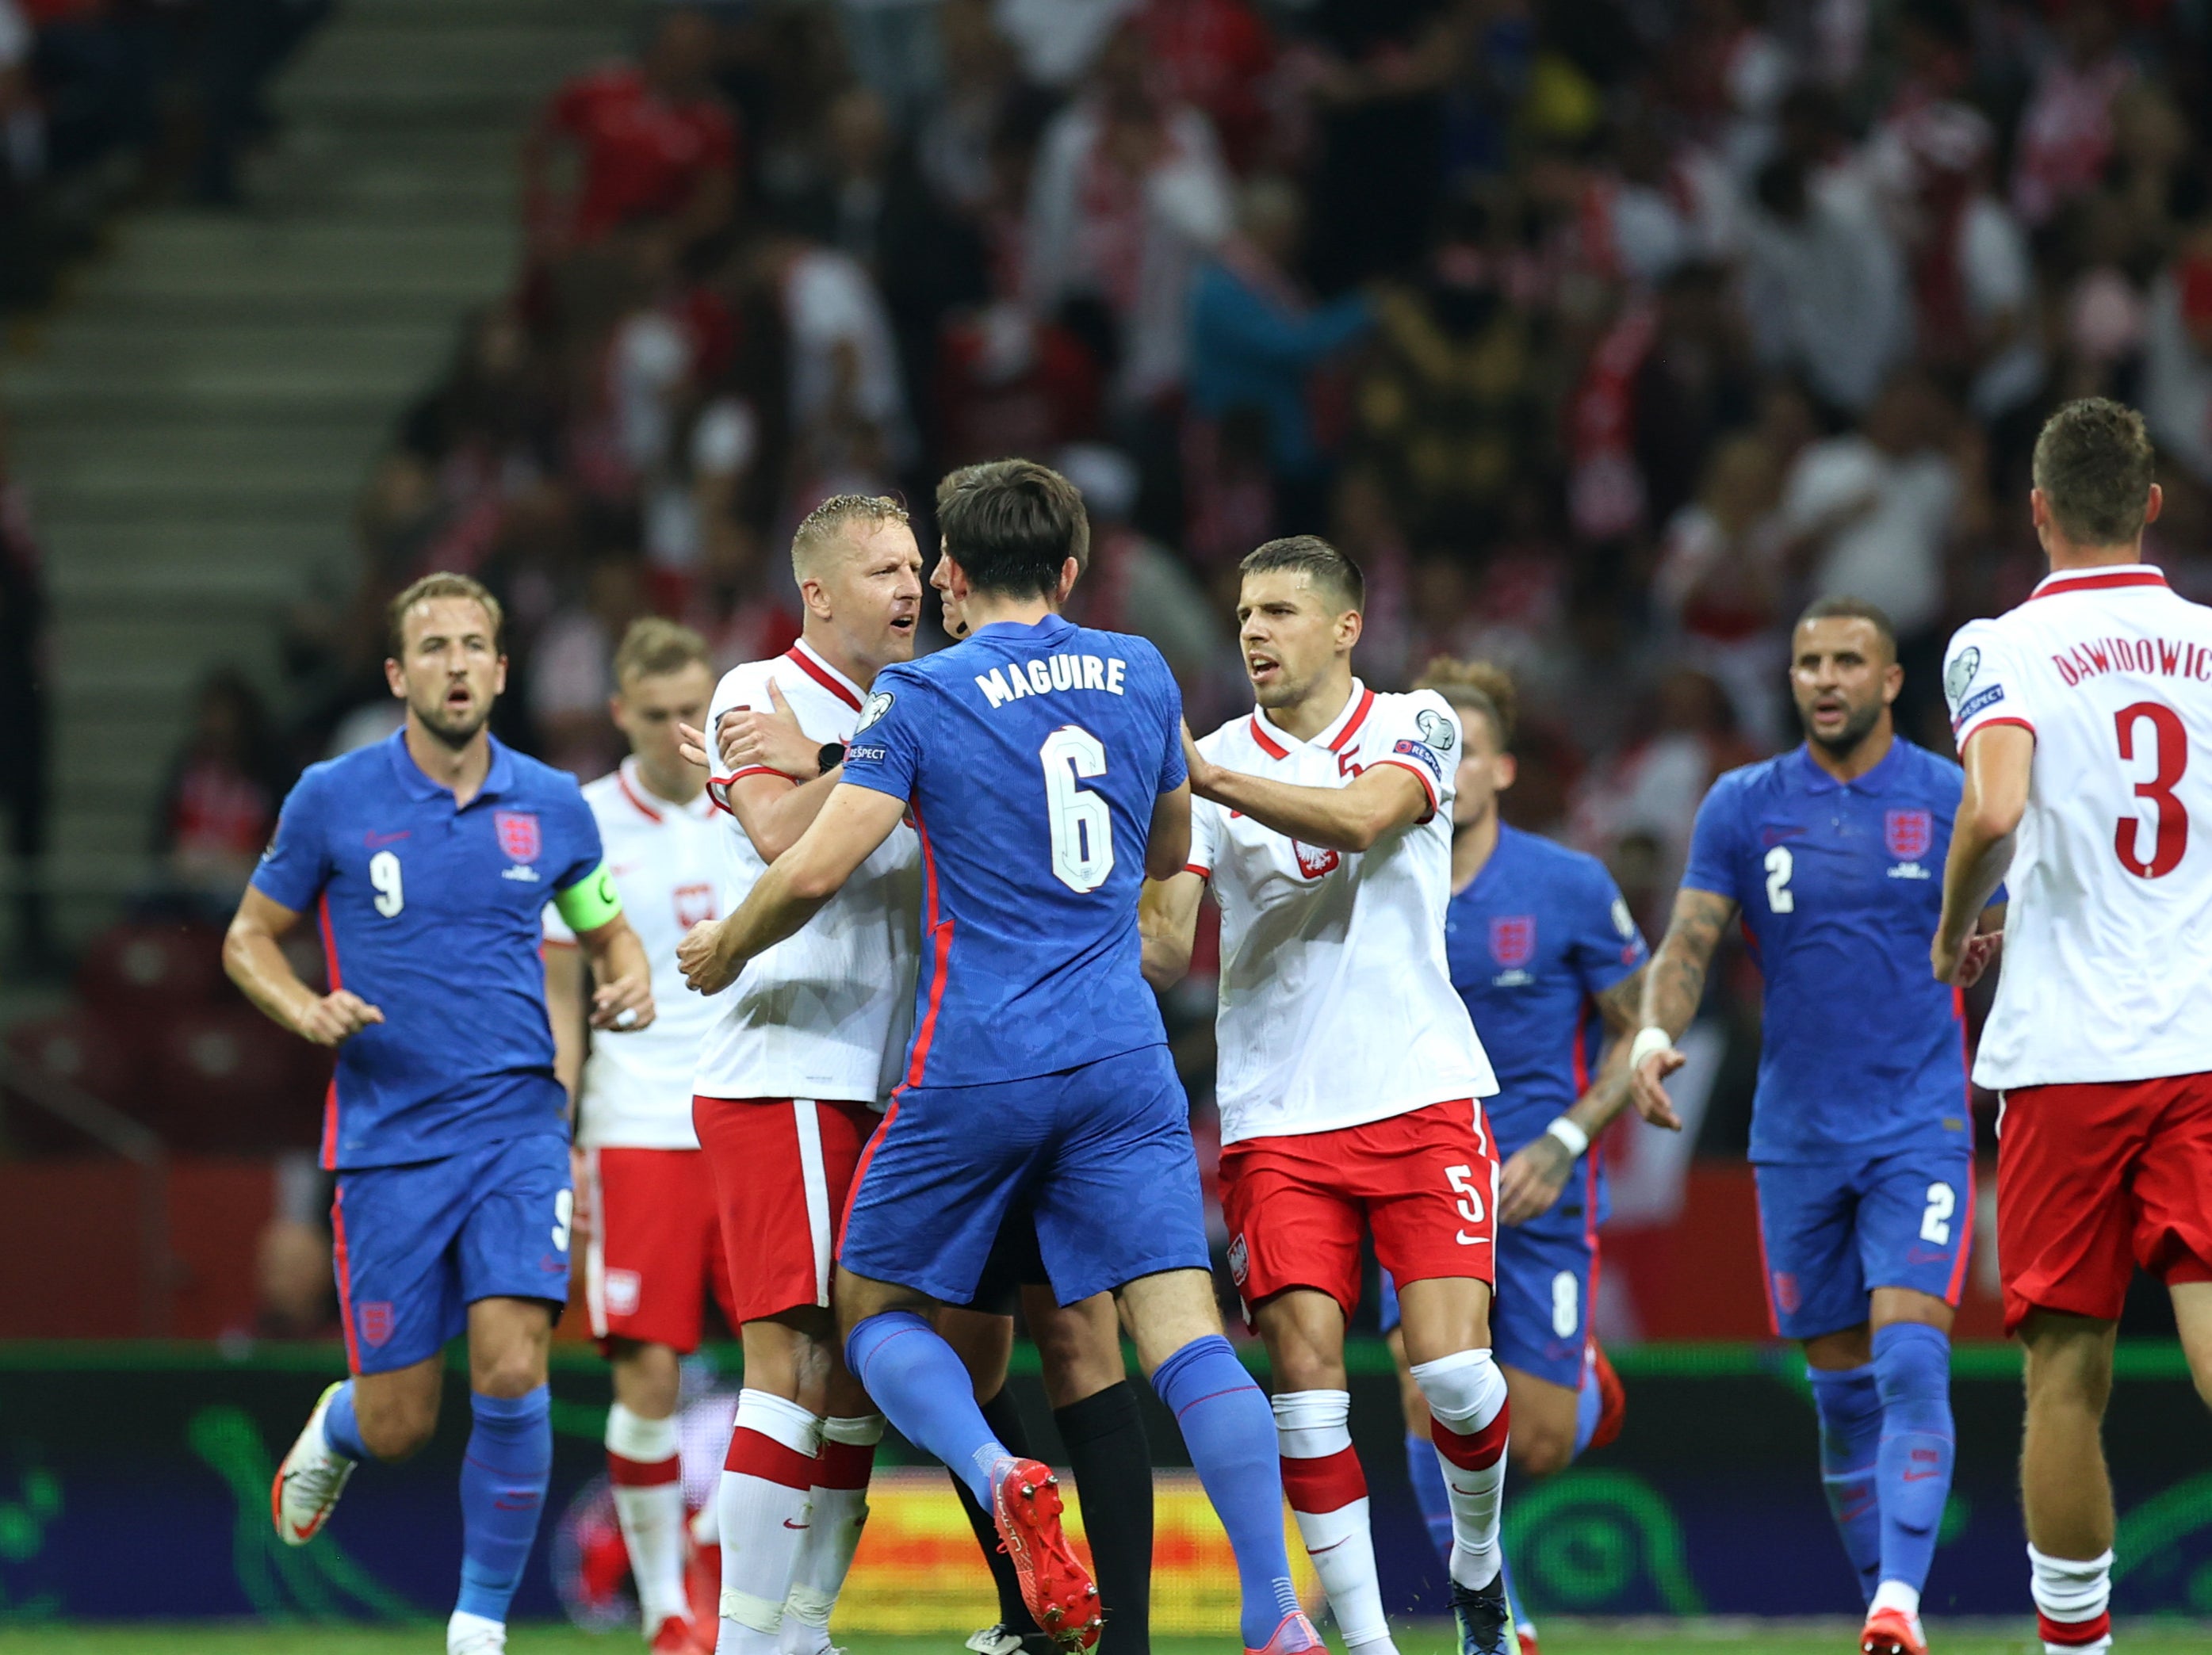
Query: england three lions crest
1885 808 1932 861
1490 915 1536 969
496 810 542 863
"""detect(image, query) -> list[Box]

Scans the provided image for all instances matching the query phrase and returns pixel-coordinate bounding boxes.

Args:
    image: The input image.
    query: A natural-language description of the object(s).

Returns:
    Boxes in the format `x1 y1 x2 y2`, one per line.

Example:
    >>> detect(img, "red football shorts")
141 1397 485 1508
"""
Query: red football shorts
583 1146 737 1353
1217 1097 1498 1321
1996 1072 2212 1334
693 1095 876 1326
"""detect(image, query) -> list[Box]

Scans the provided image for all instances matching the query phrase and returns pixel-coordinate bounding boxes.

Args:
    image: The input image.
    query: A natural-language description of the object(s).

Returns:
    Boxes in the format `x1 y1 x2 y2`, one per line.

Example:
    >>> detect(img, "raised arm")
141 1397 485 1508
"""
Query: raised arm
1628 888 1738 1129
224 887 385 1046
678 783 909 995
1139 870 1207 991
1182 725 1429 854
1498 965 1649 1225
1934 721 2032 984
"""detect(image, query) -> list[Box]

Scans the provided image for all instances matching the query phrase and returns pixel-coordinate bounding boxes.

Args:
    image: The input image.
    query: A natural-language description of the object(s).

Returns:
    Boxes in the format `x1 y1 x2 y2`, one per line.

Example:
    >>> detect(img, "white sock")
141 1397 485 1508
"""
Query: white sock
2030 1543 2114 1653
607 1402 688 1630
1272 1389 1396 1653
779 1413 883 1655
716 1390 823 1655
1869 1580 1921 1621
1411 1349 1510 1590
446 1608 505 1652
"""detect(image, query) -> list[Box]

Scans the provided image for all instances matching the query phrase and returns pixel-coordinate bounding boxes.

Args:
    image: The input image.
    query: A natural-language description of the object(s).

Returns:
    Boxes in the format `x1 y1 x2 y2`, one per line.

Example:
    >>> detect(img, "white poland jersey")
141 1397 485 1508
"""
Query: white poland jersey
542 759 727 1149
1191 679 1498 1146
1946 563 2212 1090
693 638 920 1104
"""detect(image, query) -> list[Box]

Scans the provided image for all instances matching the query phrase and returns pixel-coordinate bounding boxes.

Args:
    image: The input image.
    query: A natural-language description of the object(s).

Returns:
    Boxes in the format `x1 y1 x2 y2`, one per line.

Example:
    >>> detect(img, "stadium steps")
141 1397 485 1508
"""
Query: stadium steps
0 0 633 950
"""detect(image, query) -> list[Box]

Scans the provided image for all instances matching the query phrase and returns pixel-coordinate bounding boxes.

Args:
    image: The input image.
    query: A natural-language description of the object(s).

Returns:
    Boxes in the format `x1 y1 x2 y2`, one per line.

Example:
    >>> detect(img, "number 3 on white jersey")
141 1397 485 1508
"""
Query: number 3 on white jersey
1041 724 1114 893
1765 845 1794 912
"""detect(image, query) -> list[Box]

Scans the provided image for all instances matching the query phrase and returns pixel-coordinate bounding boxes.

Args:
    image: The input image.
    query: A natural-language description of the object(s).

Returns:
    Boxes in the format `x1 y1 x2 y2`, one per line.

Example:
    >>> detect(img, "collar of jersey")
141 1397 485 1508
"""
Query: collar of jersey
385 728 515 804
1250 678 1372 759
786 638 864 709
618 756 716 823
1793 736 1907 796
970 613 1076 644
2029 563 2168 600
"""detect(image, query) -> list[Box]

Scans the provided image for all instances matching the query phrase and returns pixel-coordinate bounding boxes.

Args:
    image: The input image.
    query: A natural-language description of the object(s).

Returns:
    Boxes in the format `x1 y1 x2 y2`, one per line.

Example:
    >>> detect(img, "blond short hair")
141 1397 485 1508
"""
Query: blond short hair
791 494 911 578
388 572 503 659
613 617 712 686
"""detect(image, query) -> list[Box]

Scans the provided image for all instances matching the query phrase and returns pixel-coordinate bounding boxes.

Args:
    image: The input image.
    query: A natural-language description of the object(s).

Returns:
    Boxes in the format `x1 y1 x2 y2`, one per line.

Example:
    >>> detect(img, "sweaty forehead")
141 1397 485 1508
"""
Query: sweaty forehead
1794 616 1888 660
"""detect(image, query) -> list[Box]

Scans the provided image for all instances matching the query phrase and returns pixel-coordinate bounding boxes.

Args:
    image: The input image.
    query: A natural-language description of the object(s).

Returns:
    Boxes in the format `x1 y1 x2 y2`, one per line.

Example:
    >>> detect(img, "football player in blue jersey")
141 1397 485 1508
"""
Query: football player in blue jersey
225 573 655 1655
679 460 1314 1655
1376 657 1654 1655
1631 595 2002 1655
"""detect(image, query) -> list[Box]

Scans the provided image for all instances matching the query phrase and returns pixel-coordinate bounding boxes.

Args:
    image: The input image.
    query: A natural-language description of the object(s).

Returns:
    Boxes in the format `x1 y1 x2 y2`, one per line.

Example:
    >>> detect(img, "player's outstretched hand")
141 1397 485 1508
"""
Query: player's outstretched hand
678 918 743 996
1499 1138 1571 1225
297 989 384 1046
722 682 819 780
590 970 655 1032
1932 927 2003 988
1629 1045 1686 1132
1181 720 1220 801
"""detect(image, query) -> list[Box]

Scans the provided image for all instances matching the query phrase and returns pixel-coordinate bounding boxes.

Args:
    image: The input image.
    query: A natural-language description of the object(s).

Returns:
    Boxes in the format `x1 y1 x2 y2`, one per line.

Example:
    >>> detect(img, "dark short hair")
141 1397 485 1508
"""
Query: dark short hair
936 460 1089 601
1239 535 1364 613
2034 398 2157 547
388 572 503 659
1795 594 1898 661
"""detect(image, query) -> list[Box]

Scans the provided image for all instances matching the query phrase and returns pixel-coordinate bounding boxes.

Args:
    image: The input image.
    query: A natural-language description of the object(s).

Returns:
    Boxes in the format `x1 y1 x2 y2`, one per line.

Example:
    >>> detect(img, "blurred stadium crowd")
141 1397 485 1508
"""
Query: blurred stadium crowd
10 0 2212 1187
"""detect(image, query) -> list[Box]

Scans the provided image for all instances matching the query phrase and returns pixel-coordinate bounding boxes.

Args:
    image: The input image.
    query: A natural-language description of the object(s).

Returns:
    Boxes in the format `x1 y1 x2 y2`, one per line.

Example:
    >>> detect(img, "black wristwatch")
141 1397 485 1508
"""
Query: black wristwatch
817 740 847 778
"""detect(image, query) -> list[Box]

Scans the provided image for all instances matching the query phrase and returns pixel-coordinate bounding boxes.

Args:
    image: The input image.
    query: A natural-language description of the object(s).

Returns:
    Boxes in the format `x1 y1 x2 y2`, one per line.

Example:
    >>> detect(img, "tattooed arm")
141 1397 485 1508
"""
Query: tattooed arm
1628 888 1738 1131
1498 965 1650 1225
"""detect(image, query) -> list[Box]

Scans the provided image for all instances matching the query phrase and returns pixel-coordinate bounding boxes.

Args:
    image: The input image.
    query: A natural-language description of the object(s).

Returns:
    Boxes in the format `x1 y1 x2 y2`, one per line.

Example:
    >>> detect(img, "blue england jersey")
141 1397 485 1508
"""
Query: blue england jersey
252 731 604 1170
837 613 1184 1088
1682 739 1979 1164
1445 826 1648 1229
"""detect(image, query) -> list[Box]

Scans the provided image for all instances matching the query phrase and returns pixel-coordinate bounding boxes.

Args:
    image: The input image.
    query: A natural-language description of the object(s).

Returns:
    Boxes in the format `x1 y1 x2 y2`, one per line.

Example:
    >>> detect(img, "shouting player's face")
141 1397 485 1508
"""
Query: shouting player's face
1236 568 1360 711
812 522 924 667
613 660 715 795
387 595 506 748
1791 615 1901 756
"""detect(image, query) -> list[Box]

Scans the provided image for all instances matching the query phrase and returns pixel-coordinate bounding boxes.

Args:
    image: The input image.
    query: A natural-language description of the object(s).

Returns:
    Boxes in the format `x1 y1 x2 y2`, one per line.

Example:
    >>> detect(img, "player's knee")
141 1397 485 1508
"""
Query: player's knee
1509 1421 1573 1481
358 1402 437 1464
473 1349 549 1401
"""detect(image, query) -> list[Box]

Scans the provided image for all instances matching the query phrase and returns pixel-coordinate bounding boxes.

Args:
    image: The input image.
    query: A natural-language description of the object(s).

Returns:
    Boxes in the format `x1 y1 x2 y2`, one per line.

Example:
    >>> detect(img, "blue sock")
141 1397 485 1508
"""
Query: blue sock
1807 1364 1884 1605
1572 1358 1603 1459
323 1380 368 1462
848 1310 1009 1507
454 1386 553 1623
1151 1336 1299 1649
1404 1428 1454 1565
1873 1322 1955 1598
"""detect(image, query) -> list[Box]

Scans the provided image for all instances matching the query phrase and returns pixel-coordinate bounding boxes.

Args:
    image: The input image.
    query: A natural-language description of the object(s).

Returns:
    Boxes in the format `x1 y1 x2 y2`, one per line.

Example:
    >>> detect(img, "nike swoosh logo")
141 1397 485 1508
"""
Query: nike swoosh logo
1456 1233 1491 1246
1900 1470 1944 1481
783 1519 809 1531
290 1519 316 1540
1308 1538 1349 1554
364 830 411 847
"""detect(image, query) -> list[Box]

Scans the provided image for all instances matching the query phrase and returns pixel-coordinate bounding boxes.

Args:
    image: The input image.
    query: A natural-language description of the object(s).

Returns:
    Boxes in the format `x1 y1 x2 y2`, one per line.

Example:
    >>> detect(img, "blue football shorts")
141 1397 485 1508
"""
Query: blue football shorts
1753 1143 1976 1341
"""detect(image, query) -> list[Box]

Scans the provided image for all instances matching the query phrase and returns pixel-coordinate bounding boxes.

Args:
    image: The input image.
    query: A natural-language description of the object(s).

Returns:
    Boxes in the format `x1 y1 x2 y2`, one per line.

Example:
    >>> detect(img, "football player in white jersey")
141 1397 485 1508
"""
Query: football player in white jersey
1140 536 1517 1655
679 495 924 1655
545 618 732 1654
1934 399 2212 1655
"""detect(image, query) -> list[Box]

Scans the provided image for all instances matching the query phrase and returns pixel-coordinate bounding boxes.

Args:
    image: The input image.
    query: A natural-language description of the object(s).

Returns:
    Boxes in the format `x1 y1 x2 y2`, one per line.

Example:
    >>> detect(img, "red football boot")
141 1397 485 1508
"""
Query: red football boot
1586 1340 1627 1452
1245 1611 1322 1655
1860 1605 1928 1655
990 1458 1101 1652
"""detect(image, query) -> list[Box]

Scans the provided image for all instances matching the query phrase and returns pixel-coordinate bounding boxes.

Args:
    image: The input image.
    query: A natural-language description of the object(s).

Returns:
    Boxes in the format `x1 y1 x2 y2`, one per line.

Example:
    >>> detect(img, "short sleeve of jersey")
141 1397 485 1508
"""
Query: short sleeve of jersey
705 660 779 807
250 767 332 914
1188 792 1223 877
1944 618 2034 745
546 780 604 893
1368 691 1457 819
1565 859 1649 996
835 663 924 803
1681 773 1746 904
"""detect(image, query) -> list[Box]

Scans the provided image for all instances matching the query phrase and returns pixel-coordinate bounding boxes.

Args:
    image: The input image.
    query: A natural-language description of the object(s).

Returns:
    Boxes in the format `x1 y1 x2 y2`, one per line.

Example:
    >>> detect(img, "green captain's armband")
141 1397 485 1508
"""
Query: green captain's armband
552 862 623 932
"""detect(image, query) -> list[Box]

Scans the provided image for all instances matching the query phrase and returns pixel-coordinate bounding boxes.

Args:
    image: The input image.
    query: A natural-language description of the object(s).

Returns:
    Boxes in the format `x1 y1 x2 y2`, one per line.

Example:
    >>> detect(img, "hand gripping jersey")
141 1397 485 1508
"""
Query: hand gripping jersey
251 731 603 1169
694 640 920 1103
1946 563 2212 1090
542 759 728 1149
836 613 1185 1087
1682 738 1977 1163
1445 824 1648 1229
1189 682 1498 1145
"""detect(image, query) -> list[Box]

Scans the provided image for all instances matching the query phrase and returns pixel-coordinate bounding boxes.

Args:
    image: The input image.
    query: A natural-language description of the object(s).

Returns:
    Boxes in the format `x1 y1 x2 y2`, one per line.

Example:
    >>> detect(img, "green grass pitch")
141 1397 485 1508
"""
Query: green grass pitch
1 1628 2206 1654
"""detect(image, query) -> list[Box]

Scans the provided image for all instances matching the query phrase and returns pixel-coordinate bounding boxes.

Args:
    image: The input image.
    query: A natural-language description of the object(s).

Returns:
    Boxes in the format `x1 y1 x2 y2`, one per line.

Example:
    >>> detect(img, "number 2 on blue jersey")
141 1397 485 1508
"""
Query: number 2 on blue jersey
1042 724 1113 893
